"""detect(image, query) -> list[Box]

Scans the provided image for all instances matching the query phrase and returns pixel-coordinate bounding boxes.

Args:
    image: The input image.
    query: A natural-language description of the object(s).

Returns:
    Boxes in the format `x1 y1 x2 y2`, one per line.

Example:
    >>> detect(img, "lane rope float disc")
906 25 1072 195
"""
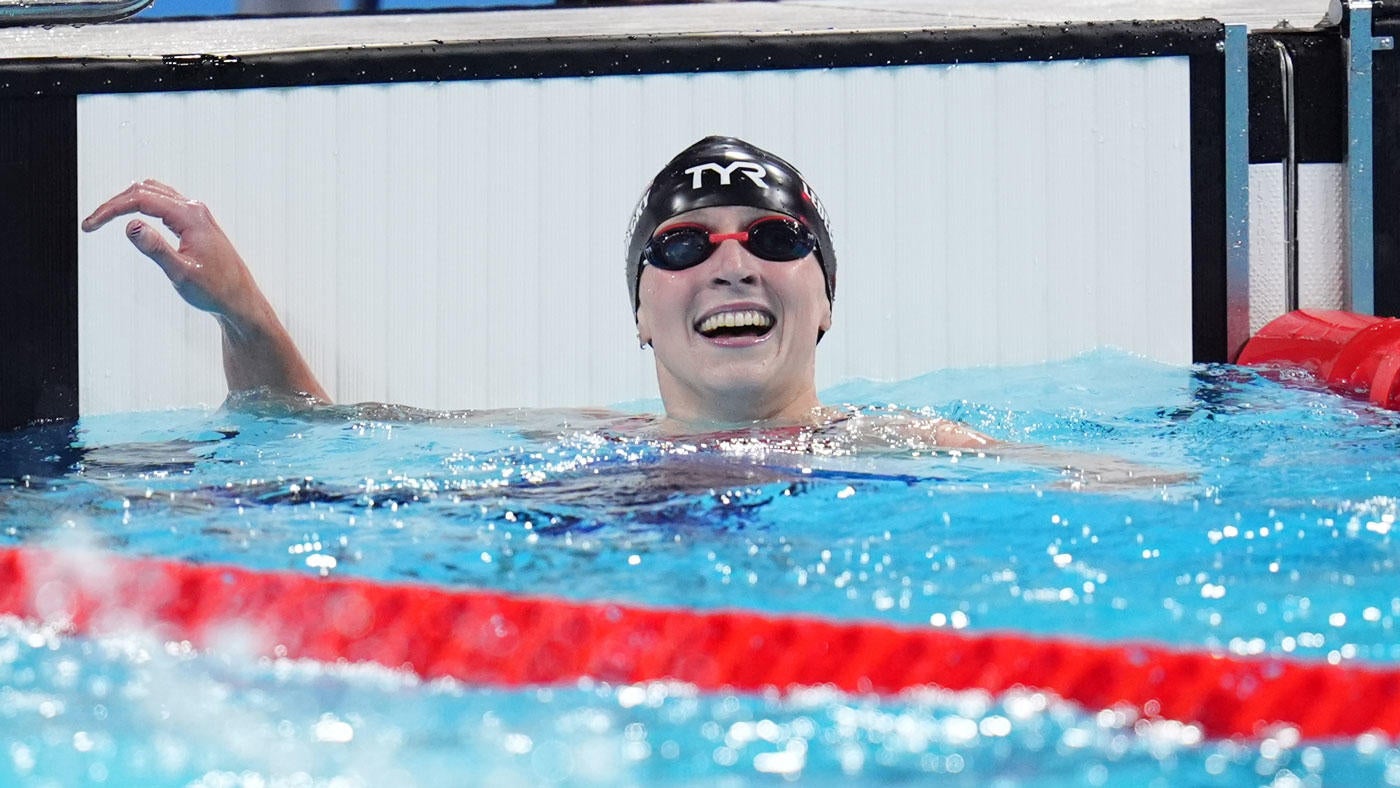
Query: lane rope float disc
1 546 1396 740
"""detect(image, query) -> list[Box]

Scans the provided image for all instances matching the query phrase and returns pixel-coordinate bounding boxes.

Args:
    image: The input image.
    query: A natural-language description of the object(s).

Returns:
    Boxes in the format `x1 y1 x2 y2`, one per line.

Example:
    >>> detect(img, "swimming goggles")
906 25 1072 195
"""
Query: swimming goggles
642 216 818 271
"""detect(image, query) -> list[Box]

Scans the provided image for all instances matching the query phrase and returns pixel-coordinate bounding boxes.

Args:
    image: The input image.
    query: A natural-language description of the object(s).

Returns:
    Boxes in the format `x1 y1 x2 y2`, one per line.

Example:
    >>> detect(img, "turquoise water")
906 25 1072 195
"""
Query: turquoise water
1 351 1398 785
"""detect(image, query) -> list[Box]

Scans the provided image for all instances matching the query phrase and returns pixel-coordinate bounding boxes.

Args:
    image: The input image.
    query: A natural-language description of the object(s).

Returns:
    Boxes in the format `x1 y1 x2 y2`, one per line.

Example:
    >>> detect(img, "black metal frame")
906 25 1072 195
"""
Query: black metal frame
1369 3 1400 317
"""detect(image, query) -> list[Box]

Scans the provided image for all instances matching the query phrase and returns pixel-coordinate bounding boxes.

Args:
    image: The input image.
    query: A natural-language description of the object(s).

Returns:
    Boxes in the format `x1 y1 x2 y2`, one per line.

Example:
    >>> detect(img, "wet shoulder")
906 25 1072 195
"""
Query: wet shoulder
596 406 993 455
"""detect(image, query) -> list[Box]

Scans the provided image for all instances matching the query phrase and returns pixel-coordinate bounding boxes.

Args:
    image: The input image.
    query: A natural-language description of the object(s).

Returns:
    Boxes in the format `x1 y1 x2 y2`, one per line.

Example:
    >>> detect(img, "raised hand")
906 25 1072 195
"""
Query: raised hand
82 180 262 318
83 181 330 402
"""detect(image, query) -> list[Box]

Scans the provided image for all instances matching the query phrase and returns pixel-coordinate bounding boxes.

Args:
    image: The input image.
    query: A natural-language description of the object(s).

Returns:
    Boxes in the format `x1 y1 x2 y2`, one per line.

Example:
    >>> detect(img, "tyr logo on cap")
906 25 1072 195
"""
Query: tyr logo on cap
683 161 770 189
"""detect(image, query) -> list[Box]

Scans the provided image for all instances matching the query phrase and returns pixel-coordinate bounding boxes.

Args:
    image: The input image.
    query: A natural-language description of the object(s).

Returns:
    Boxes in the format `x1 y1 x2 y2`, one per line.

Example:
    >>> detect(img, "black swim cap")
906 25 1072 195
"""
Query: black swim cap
625 136 836 315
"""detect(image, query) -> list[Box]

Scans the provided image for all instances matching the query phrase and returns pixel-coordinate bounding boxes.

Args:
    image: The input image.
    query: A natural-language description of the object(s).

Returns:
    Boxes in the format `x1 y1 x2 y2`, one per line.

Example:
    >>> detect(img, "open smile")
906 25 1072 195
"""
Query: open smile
694 308 776 343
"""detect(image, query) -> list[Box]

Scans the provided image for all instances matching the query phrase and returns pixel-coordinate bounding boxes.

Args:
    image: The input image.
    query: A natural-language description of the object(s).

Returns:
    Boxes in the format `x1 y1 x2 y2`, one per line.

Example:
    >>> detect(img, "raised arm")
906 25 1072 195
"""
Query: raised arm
82 181 330 403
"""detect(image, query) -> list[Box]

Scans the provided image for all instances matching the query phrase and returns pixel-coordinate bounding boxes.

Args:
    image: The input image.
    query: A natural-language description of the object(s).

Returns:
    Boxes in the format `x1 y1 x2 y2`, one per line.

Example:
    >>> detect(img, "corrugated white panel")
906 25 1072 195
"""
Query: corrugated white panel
78 57 1193 414
820 57 1193 384
1247 162 1347 333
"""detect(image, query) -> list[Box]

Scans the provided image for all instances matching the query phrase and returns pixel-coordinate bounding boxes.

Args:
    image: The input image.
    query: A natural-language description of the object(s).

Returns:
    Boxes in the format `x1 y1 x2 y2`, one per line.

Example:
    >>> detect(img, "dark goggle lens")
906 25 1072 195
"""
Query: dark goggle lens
644 218 816 271
648 227 713 270
746 218 816 261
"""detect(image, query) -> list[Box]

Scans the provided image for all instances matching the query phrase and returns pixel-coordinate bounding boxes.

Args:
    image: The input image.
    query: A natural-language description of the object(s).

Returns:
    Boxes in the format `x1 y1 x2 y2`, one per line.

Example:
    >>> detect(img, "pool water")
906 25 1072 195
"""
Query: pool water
1 350 1398 786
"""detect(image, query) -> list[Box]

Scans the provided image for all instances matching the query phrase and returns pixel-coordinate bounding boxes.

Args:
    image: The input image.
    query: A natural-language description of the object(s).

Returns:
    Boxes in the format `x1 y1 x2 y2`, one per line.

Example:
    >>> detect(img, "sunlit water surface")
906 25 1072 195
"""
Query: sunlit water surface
1 351 1398 786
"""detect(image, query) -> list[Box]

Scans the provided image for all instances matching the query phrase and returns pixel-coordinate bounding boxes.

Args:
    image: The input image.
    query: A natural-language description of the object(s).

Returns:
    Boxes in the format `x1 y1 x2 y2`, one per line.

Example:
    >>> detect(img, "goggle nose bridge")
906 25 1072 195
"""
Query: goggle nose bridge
707 230 750 244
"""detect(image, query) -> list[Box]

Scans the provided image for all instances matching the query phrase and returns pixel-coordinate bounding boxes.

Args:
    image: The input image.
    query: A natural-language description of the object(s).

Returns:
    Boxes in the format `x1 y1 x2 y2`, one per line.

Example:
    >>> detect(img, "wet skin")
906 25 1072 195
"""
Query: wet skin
635 205 833 431
77 185 1036 461
81 180 329 402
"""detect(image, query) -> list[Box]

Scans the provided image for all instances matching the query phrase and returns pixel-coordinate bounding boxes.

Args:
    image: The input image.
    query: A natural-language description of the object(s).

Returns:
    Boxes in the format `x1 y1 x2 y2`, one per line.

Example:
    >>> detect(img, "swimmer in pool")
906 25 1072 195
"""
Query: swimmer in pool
81 136 1179 483
620 137 987 448
80 137 976 443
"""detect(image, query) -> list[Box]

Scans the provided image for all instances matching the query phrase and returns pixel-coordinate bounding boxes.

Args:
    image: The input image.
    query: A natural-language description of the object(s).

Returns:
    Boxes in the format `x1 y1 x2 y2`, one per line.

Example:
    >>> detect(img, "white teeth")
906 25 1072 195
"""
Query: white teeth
697 310 774 335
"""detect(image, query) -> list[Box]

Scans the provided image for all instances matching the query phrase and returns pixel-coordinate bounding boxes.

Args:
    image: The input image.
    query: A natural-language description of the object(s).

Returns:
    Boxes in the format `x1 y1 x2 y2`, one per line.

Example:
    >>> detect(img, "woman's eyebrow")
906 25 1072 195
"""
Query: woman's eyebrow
654 220 710 234
659 211 781 230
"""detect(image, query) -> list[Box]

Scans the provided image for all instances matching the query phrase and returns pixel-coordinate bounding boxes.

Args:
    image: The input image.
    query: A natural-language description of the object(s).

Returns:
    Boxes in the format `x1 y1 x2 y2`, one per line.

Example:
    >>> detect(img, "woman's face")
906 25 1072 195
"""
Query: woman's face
636 205 831 425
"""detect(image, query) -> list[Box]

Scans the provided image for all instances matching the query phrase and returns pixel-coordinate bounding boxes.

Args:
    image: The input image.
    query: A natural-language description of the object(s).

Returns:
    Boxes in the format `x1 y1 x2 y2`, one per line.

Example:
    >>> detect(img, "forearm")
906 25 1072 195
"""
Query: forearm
992 444 1191 488
83 182 334 403
217 296 330 402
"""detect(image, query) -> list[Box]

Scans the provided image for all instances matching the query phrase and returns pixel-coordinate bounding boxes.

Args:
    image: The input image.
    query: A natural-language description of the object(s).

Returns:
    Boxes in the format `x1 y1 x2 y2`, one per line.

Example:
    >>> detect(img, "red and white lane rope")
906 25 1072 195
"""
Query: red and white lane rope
0 546 1396 740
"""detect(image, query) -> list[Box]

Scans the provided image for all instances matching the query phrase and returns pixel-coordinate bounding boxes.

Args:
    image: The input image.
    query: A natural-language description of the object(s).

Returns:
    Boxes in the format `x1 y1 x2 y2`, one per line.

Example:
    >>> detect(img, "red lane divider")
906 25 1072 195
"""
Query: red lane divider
0 546 1396 740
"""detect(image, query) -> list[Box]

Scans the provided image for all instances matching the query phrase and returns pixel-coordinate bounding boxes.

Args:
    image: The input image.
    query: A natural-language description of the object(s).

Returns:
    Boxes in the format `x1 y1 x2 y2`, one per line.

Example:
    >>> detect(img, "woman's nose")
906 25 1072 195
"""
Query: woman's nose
707 237 759 285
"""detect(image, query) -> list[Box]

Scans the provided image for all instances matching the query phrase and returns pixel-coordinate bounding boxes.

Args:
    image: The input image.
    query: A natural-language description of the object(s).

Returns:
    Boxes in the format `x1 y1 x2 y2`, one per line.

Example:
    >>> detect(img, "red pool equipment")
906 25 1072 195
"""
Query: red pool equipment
2 546 1399 741
1238 309 1400 410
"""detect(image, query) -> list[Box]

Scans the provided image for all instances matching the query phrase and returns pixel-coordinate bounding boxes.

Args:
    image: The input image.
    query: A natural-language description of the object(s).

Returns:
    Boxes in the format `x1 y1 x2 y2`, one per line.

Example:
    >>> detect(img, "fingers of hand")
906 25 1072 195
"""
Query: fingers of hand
82 181 198 235
140 182 199 234
140 179 181 198
125 219 186 278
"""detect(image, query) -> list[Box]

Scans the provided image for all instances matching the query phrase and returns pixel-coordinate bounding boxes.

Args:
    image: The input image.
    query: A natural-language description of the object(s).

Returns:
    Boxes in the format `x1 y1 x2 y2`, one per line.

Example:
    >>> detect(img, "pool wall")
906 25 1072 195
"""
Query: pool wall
41 20 1223 416
4 6 1381 424
74 55 1198 414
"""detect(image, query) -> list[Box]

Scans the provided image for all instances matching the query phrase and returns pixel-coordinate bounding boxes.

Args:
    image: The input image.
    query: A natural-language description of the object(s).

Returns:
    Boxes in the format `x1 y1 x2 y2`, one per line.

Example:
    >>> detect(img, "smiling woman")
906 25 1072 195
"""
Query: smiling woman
626 137 836 428
637 203 832 428
83 135 1006 452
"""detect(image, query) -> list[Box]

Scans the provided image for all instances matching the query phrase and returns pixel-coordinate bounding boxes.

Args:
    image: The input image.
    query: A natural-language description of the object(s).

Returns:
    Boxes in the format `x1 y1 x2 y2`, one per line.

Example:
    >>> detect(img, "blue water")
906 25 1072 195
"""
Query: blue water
1 351 1398 785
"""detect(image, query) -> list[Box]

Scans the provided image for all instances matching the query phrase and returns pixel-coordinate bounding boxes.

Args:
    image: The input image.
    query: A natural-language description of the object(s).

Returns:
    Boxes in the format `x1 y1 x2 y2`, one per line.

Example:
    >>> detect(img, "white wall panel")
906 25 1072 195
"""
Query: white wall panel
78 57 1194 415
1247 162 1347 333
